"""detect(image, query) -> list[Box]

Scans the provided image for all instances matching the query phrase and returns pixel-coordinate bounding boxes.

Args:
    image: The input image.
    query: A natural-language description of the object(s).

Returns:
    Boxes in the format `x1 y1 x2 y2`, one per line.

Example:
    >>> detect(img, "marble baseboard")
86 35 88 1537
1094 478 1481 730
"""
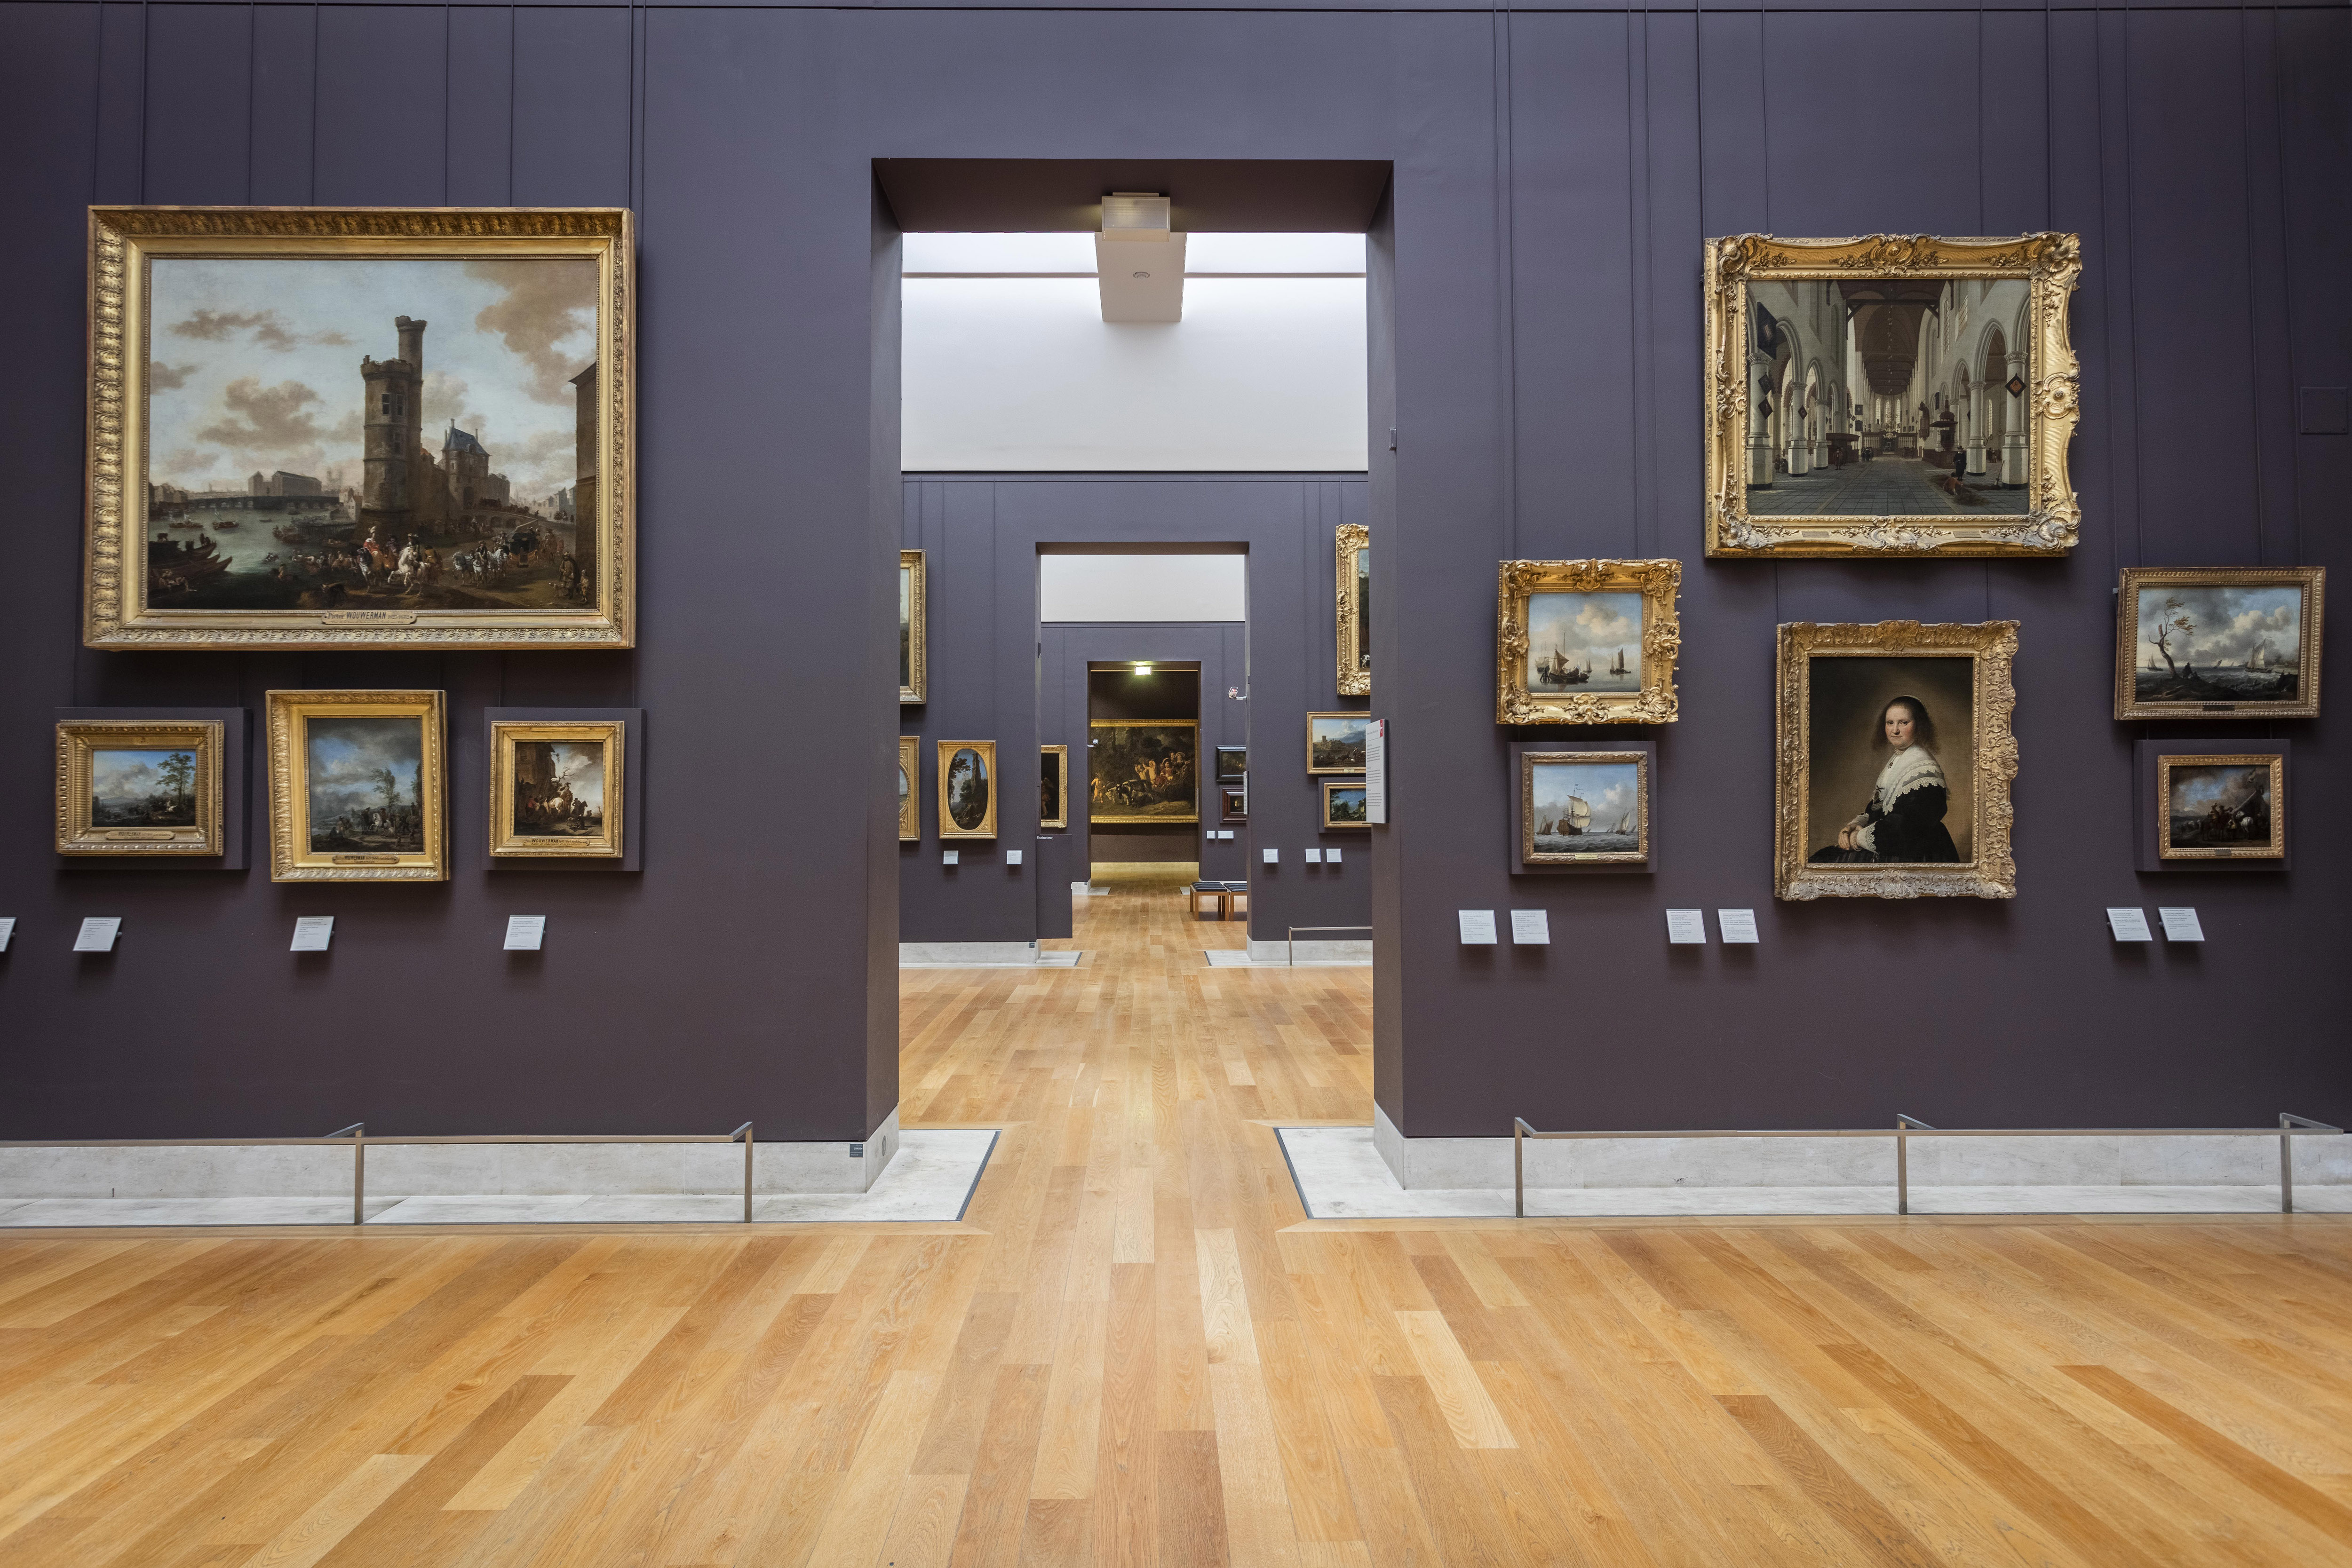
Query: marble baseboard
899 941 1052 967
0 1129 994 1227
1287 1126 2351 1219
1242 939 1373 966
0 1106 903 1201
1357 1112 2351 1194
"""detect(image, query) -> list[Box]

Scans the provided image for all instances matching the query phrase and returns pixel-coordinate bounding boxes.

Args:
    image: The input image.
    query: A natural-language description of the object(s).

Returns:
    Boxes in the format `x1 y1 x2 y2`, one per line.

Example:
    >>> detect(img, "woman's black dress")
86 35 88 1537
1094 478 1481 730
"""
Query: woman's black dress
1810 784 1959 863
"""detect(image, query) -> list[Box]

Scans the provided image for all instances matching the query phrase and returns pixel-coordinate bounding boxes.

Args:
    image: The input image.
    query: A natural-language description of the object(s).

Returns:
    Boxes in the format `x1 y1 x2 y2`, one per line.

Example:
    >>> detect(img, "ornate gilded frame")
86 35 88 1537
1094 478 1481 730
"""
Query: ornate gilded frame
266 689 448 881
2155 753 2285 862
898 736 921 841
1089 720 1200 824
1335 523 1369 696
1320 780 1371 830
900 550 928 705
1703 233 2082 557
1496 559 1681 725
55 719 224 855
86 206 633 648
1517 748 1650 868
2114 566 2323 720
488 719 623 858
1040 744 1069 829
1305 712 1369 776
1774 621 2018 900
937 740 998 839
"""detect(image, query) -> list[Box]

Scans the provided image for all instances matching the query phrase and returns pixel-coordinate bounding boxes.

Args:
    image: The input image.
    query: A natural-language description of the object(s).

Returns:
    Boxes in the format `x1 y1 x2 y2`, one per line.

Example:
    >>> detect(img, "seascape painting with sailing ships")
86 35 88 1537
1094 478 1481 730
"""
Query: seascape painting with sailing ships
2130 583 2304 704
1526 592 1644 693
1528 759 1643 855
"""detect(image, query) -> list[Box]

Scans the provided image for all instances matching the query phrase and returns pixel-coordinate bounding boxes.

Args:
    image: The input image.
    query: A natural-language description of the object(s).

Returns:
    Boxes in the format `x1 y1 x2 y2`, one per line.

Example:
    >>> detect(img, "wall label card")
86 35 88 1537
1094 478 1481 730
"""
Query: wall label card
1366 719 1388 824
1325 847 1342 864
1665 909 1707 945
1006 850 1023 866
504 915 547 951
290 916 334 952
0 917 14 951
2158 907 2205 942
942 850 960 866
74 917 121 952
1458 910 1498 945
1305 848 1322 863
2106 907 2153 942
1510 909 1550 944
1717 909 1759 944
1263 847 1279 864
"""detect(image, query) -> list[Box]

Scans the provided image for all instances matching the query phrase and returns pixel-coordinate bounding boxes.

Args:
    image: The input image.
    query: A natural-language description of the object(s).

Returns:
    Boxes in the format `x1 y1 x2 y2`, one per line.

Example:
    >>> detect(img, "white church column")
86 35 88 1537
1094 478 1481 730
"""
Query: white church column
1965 380 1987 475
2002 349 2030 486
1747 352 1774 485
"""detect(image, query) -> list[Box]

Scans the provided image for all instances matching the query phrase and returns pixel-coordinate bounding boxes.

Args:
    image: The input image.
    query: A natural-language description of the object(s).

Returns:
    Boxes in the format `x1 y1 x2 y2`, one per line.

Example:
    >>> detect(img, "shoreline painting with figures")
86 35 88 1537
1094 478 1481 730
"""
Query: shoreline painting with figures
2132 584 2303 705
1525 592 1643 694
305 717 427 855
141 257 600 616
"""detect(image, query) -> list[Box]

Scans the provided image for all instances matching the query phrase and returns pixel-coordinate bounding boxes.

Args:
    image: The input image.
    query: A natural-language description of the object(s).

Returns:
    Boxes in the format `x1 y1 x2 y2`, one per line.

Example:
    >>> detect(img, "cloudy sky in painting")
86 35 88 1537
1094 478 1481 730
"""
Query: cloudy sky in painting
1526 592 1643 689
90 749 190 805
2169 764 2271 815
305 717 424 821
147 257 596 499
2135 585 2303 667
538 743 605 811
1532 761 1638 829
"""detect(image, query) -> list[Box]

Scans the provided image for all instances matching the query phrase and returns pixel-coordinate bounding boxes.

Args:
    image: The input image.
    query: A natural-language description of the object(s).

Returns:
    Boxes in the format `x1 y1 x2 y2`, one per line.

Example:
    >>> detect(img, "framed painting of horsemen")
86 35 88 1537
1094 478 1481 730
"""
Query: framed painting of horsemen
265 690 447 881
1089 720 1198 824
489 720 623 858
2114 567 2323 721
1702 233 2082 557
55 719 225 856
1510 744 1652 872
938 741 998 839
84 207 632 648
1495 560 1681 725
1774 622 2018 901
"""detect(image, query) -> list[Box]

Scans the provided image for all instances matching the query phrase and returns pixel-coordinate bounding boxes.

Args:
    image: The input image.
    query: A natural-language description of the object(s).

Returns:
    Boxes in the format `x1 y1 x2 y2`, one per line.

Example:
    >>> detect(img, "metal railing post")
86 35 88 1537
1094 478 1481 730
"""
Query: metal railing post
1895 1115 1933 1216
1513 1118 1529 1218
2279 1114 2343 1213
735 1122 755 1223
326 1123 365 1225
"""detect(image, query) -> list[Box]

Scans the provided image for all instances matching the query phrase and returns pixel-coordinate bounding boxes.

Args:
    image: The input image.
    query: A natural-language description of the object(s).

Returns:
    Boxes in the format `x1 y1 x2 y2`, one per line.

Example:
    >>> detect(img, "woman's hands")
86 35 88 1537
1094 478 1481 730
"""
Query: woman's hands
1836 814 1868 852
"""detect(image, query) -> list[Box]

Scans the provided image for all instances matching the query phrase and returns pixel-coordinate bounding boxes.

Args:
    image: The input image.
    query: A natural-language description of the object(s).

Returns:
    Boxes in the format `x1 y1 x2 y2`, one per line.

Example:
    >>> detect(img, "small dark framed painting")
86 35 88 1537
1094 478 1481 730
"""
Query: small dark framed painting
1320 780 1370 829
2135 740 2288 871
1220 786 1248 823
1215 746 1248 781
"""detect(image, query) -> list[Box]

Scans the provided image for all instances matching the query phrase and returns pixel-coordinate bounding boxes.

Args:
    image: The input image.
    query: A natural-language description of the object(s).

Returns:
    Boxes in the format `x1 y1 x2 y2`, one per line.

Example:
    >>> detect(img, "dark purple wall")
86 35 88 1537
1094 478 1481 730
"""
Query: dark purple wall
2 2 2346 1143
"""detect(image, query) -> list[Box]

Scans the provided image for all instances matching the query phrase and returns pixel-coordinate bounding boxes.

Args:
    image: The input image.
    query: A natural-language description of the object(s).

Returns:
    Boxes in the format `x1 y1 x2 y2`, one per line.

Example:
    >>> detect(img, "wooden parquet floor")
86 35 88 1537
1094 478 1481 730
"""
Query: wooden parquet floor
4 865 2352 1565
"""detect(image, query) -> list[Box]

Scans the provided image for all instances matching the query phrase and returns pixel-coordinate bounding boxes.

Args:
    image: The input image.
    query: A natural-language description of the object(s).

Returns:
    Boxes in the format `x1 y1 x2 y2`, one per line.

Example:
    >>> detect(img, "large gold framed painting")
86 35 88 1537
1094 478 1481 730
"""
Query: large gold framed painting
1703 233 2081 557
1774 622 2018 900
1088 720 1199 824
1495 559 1681 725
86 206 633 648
266 689 448 881
1335 523 1368 696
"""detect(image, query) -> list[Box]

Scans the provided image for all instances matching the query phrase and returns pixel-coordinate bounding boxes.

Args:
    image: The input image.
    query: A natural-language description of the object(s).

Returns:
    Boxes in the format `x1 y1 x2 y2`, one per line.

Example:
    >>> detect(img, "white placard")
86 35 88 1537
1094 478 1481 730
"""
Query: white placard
1366 719 1388 824
1324 847 1342 864
942 849 960 866
1458 909 1497 944
2158 906 2205 942
1716 909 1759 944
74 917 121 952
504 915 547 951
1262 847 1279 864
2106 907 2153 942
1304 848 1322 863
1510 909 1550 945
1665 909 1707 945
0 917 14 952
1006 850 1023 866
290 916 334 952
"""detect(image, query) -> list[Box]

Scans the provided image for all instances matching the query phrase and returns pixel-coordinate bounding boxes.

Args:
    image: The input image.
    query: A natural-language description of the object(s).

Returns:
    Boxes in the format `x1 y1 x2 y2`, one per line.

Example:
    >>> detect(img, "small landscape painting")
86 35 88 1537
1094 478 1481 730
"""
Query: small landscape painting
1307 713 1368 775
307 716 427 855
1526 592 1643 694
1322 782 1370 829
90 749 199 828
2132 584 2303 705
1089 721 1198 824
939 741 997 838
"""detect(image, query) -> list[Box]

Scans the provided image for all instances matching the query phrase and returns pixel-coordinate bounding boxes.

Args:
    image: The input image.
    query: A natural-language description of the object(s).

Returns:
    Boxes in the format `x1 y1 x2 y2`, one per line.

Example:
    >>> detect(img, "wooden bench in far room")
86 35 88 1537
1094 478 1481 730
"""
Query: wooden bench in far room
1187 881 1249 920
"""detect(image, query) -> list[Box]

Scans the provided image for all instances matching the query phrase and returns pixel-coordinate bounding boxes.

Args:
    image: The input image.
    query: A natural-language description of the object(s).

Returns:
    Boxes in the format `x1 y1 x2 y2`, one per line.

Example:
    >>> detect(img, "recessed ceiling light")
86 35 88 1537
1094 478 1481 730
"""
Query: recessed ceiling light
1133 664 1153 676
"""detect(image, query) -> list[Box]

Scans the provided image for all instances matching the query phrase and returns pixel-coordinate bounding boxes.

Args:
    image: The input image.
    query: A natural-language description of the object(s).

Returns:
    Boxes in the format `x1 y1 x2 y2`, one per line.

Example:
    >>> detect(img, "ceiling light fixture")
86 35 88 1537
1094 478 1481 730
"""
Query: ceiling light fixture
1097 193 1184 323
1133 664 1153 676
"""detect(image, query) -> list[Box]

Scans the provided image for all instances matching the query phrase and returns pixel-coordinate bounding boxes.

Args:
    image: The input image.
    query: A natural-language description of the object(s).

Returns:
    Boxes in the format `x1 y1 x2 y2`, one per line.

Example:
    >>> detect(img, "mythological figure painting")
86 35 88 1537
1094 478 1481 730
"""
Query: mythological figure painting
55 720 224 855
2115 568 2323 720
267 690 447 881
1089 721 1199 824
85 208 632 648
490 721 623 858
1703 234 2081 557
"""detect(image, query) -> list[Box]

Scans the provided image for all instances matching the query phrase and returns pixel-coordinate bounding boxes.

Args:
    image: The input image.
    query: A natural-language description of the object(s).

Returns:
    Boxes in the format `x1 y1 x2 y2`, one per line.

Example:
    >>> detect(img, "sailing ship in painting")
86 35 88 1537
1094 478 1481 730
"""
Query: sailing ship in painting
2133 585 2304 703
1528 759 1642 855
1526 592 1643 693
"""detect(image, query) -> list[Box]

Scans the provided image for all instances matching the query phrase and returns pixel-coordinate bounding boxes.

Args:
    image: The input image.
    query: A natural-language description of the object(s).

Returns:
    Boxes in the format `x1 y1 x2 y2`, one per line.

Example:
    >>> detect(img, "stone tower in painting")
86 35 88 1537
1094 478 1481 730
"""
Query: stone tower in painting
360 317 427 531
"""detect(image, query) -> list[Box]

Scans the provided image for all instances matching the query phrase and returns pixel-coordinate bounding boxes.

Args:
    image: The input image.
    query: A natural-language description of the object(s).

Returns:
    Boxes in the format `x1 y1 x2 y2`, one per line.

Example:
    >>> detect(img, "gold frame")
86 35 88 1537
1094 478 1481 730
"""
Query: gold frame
1304 712 1370 777
2156 753 2285 862
1089 720 1200 824
1496 559 1682 725
900 550 927 705
2114 566 2323 720
266 689 448 881
1040 744 1069 829
85 206 634 648
1518 749 1650 867
1774 621 2018 900
898 736 921 841
1319 779 1371 830
1335 523 1369 696
488 720 623 858
1702 232 2082 557
55 720 224 855
937 740 998 839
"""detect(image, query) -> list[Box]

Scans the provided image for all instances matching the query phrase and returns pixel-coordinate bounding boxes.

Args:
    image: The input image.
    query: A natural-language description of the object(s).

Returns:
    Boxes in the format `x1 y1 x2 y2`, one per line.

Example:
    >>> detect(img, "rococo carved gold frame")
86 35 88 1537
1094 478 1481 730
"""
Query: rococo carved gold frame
86 206 634 648
55 719 225 855
1774 621 2019 900
1335 523 1368 697
266 689 449 882
1703 232 2082 558
901 550 928 705
488 719 624 858
937 740 999 839
1495 559 1681 725
2113 565 2323 721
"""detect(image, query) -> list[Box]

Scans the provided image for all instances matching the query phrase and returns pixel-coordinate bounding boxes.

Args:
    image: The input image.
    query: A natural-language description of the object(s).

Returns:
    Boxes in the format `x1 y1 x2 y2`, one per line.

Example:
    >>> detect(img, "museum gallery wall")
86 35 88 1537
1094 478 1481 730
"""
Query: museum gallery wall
1 3 2344 1143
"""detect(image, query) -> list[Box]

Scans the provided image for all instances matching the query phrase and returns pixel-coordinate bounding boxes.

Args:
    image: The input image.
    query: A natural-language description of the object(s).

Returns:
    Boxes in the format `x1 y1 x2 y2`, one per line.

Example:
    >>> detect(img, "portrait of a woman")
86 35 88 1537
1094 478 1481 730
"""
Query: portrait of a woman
1810 696 1959 863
